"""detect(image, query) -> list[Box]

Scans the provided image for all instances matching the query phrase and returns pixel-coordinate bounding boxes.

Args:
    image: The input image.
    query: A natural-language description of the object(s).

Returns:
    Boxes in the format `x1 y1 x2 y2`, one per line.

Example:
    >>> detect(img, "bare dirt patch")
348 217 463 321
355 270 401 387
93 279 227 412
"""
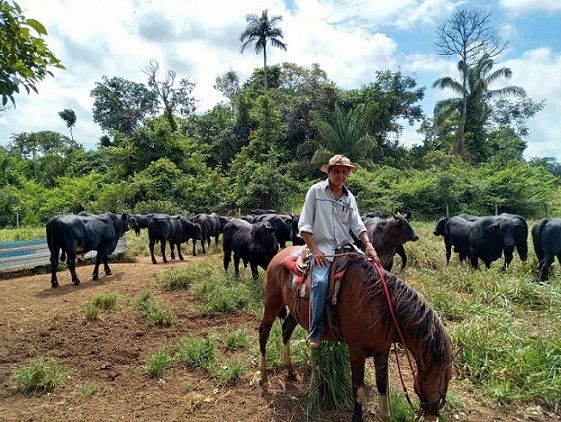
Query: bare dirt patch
0 253 558 422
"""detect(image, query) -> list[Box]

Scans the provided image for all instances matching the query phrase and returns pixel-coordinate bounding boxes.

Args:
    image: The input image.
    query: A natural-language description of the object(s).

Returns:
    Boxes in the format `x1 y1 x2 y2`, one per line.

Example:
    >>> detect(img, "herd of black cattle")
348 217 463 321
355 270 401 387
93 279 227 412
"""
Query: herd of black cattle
45 209 561 288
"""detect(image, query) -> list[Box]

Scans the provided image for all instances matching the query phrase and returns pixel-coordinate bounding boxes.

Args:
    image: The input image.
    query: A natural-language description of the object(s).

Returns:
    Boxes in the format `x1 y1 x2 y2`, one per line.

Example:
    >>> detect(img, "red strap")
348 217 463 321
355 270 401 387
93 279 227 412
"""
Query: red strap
372 262 420 407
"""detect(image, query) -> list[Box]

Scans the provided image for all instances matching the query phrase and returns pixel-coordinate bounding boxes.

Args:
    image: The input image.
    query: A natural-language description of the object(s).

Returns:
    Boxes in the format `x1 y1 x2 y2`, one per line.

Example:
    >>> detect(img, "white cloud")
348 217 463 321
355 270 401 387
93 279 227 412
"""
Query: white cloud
505 48 561 159
499 0 561 15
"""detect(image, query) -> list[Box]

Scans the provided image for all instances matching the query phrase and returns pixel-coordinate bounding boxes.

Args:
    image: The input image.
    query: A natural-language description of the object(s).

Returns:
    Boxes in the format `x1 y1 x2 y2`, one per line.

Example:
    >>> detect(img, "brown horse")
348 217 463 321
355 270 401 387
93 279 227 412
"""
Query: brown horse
258 246 457 422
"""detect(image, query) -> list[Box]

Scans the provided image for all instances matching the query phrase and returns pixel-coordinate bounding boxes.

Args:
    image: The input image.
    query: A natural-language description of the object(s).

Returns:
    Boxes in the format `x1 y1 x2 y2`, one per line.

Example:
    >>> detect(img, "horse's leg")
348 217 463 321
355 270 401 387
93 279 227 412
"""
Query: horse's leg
373 352 391 422
258 274 288 385
258 308 279 385
348 347 368 422
281 313 299 380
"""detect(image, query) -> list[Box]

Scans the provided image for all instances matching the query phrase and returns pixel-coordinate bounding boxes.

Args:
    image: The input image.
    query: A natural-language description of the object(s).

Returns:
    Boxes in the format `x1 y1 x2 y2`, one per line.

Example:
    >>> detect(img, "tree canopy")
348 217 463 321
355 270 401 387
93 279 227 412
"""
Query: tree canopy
0 0 64 106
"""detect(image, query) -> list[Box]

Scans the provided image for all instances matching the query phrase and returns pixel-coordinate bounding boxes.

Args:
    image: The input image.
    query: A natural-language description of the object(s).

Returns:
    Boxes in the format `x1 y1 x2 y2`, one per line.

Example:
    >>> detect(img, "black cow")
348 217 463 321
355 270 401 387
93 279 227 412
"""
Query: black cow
365 213 419 272
46 212 130 287
495 213 528 269
468 216 514 269
222 218 278 280
129 213 153 236
532 217 561 282
218 215 233 232
148 214 202 264
432 217 473 265
250 209 277 215
458 213 519 269
208 212 223 245
435 216 473 264
190 213 221 254
252 213 292 248
288 213 305 246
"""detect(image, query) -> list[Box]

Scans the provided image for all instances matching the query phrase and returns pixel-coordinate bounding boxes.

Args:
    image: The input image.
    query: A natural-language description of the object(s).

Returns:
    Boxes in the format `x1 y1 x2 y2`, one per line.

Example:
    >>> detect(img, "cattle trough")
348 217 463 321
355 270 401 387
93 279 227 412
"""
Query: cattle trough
0 236 127 273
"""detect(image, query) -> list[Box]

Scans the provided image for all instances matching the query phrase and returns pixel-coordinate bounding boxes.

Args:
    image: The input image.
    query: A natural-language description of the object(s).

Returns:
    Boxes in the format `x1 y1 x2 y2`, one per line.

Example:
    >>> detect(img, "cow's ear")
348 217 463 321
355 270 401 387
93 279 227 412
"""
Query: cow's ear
121 213 129 221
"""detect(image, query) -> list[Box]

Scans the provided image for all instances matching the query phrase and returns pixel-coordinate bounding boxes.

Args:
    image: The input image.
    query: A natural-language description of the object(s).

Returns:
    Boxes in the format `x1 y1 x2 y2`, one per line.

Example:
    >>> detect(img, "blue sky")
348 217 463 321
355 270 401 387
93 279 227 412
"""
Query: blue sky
1 0 560 161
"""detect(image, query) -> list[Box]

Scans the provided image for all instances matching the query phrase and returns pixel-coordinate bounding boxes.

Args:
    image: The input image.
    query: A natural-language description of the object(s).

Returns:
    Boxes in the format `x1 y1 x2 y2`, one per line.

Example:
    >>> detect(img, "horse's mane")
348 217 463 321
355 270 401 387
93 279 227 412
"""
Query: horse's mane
346 255 453 368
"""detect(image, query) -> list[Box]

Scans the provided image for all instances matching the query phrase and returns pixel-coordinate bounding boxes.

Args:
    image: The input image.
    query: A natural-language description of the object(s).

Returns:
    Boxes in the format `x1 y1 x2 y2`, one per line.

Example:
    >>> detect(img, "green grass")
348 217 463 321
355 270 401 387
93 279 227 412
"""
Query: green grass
135 291 176 327
224 325 251 351
79 384 98 399
142 347 175 378
176 334 217 372
0 227 46 242
83 293 120 320
11 357 71 395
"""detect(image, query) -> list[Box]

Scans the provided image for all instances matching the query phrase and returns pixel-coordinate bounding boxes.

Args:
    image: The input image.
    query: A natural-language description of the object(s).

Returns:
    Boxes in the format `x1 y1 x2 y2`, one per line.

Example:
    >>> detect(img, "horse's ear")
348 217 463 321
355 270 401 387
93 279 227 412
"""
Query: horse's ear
451 347 462 361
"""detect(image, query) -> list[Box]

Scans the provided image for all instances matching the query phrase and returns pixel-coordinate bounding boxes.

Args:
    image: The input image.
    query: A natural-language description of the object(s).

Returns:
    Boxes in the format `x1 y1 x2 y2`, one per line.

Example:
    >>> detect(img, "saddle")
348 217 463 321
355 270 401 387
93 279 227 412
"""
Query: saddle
281 244 358 304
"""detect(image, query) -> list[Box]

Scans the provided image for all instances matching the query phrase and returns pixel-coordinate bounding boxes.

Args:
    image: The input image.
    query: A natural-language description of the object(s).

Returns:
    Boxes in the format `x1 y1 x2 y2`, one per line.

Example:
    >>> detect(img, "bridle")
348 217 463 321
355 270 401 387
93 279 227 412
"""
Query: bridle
414 371 448 419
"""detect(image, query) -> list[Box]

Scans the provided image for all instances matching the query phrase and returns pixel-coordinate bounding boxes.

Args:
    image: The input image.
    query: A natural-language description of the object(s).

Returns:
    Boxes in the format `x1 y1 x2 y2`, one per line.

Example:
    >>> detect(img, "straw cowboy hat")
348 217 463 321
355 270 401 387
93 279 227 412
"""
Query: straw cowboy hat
320 154 357 173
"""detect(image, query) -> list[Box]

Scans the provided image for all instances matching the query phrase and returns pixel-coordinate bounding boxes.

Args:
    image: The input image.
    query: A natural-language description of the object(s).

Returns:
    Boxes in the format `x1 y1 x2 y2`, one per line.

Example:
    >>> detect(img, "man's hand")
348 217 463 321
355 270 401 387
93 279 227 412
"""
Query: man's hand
310 248 328 268
364 241 380 265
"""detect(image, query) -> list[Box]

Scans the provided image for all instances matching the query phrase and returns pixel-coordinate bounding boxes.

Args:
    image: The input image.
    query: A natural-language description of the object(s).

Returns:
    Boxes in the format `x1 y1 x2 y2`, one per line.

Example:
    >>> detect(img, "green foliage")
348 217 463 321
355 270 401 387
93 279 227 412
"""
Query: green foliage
135 291 176 328
176 334 217 372
90 75 157 135
142 347 175 378
215 359 245 386
11 357 70 395
306 342 353 415
91 293 119 311
0 1 65 106
1 55 559 226
79 384 98 399
224 325 251 351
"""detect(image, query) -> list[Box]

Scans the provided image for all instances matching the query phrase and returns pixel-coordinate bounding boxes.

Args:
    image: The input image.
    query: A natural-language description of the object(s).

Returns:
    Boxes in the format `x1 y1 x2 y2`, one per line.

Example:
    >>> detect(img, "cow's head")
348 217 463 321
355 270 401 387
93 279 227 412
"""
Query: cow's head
498 219 515 246
433 217 449 236
249 221 277 254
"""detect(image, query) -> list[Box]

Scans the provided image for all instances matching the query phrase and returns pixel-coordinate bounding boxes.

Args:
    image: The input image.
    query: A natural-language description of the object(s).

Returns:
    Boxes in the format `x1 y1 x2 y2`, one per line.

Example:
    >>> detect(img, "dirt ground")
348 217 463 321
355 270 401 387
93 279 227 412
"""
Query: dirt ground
0 253 559 422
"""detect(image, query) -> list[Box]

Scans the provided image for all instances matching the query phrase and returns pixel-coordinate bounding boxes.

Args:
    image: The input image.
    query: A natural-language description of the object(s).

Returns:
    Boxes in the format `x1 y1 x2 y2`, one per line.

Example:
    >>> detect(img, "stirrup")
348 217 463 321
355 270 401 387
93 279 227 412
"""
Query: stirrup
306 337 323 350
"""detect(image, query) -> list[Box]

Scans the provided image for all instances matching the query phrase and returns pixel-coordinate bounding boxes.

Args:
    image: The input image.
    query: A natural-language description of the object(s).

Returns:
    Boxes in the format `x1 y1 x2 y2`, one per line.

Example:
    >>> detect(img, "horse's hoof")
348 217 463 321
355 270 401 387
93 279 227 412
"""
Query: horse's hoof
254 371 268 386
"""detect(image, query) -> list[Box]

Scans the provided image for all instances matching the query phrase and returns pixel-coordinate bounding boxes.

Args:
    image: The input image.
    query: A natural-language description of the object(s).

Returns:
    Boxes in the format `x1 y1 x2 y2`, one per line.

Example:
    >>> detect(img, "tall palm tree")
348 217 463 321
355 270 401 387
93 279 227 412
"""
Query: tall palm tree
432 54 525 160
239 10 287 95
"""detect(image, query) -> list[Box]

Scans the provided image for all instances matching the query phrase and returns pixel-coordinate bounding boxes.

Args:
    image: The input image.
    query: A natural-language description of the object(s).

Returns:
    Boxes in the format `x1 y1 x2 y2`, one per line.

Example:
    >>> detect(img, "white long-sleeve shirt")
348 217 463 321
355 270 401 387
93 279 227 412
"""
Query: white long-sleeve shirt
298 179 366 256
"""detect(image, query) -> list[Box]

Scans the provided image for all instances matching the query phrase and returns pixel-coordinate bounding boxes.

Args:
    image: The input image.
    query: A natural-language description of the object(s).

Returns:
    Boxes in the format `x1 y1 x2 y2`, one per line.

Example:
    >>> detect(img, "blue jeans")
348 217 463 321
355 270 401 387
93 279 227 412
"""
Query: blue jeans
308 259 331 340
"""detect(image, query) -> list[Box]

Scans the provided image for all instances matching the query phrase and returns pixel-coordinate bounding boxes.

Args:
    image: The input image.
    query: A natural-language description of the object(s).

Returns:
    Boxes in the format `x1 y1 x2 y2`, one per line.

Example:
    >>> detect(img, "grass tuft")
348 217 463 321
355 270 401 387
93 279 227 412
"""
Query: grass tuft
12 357 70 395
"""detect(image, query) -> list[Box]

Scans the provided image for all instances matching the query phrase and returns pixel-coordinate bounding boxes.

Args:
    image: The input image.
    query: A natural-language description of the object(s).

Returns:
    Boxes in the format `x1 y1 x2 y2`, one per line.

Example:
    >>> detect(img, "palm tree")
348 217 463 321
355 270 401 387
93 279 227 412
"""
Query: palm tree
432 54 525 161
311 103 376 167
239 10 287 95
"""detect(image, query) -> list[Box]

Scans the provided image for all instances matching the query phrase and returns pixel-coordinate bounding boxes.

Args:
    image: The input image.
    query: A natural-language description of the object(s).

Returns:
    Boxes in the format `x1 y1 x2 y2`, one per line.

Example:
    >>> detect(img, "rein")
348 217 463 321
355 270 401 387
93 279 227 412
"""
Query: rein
372 262 420 412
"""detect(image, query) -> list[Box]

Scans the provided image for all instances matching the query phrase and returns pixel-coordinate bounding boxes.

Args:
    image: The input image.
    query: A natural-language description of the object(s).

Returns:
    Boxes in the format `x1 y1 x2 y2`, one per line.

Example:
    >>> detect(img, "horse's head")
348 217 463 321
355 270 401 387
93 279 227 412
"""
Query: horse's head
414 348 460 421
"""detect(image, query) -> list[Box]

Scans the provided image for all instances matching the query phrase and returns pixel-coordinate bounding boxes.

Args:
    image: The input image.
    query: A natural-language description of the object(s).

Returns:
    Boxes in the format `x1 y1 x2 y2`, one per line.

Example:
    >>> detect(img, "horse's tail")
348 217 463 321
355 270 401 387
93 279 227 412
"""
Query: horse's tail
278 306 288 320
